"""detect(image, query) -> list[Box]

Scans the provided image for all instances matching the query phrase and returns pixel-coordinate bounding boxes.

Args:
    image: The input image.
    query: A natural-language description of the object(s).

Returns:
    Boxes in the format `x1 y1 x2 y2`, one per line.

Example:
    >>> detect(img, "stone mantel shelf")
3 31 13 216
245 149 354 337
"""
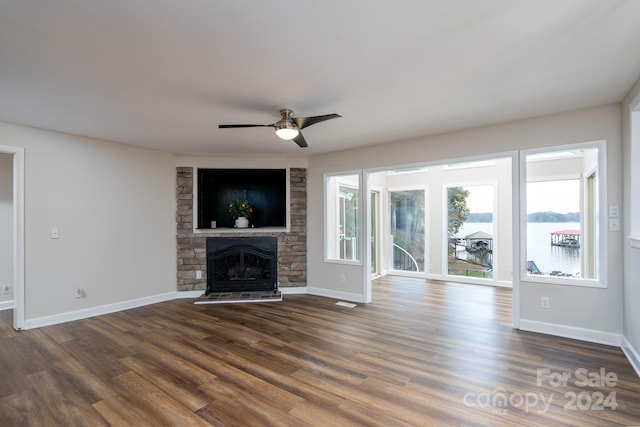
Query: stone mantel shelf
194 226 290 234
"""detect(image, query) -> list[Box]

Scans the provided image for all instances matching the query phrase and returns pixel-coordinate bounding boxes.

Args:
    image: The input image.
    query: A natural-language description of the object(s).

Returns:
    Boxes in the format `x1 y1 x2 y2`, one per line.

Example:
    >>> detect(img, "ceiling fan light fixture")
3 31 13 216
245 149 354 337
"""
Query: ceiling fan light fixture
219 107 339 148
275 119 299 140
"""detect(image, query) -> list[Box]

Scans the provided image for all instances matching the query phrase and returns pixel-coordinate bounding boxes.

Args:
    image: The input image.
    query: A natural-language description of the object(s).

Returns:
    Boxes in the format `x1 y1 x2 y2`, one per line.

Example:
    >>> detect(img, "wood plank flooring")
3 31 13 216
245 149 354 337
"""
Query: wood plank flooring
1 276 639 426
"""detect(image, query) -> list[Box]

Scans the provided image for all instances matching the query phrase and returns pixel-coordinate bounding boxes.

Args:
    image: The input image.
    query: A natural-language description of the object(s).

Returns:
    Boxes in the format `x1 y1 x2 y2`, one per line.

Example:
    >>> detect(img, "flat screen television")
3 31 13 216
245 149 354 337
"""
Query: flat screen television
197 168 287 229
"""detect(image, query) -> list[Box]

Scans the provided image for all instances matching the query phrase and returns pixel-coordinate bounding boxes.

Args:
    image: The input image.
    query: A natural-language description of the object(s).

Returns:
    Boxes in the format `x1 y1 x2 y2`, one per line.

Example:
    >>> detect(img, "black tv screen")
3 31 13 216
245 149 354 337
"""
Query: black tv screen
197 169 287 229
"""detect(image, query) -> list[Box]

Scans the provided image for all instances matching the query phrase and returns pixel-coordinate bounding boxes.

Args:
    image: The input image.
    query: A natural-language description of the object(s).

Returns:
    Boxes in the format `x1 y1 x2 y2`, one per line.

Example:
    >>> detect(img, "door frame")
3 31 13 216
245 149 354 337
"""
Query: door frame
0 145 25 330
364 151 520 329
369 186 383 278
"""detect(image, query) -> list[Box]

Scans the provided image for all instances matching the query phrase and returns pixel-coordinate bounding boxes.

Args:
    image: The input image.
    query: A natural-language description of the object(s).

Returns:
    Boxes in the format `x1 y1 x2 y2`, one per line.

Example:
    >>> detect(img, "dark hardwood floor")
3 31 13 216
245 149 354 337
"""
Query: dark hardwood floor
1 277 639 426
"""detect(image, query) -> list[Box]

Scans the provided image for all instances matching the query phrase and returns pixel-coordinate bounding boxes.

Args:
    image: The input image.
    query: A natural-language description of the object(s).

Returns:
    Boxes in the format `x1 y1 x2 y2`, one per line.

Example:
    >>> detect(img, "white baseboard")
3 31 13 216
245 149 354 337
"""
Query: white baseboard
622 336 640 379
0 300 14 311
23 292 180 330
519 319 622 347
175 290 205 299
305 286 366 303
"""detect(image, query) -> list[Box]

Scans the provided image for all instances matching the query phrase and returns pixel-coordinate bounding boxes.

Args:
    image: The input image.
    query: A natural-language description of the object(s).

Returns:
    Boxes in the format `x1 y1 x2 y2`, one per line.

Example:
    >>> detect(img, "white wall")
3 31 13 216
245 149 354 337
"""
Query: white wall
308 104 623 338
0 121 177 322
0 153 12 302
621 76 640 372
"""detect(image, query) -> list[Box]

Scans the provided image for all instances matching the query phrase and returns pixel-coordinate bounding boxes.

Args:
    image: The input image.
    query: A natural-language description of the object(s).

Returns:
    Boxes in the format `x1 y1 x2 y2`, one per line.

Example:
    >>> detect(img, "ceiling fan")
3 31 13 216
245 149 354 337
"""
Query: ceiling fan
219 108 341 148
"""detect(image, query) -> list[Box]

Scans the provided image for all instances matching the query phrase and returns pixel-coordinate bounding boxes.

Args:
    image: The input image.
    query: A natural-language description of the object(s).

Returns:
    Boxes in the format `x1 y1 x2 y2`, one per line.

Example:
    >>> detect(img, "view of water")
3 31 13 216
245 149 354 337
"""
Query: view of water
458 222 581 275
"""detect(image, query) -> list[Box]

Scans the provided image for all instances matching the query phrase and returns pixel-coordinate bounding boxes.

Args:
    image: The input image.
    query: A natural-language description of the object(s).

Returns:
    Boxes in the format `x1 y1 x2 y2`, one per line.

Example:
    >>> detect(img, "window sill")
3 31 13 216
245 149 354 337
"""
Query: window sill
520 274 605 289
629 235 640 249
324 258 362 266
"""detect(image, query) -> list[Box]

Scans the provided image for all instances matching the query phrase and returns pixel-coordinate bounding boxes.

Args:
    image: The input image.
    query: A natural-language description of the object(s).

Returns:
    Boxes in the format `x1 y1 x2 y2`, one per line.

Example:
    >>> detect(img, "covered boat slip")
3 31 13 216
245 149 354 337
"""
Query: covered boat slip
550 229 580 247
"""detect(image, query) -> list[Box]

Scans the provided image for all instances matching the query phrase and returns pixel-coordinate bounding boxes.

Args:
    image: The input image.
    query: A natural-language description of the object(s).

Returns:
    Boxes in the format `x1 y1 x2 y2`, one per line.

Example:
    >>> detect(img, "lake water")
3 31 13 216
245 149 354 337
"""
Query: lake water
458 222 581 275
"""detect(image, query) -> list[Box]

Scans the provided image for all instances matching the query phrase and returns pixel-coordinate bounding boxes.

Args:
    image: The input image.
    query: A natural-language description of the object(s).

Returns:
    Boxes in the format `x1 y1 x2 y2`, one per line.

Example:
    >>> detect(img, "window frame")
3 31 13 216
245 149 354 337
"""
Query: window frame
387 185 428 276
443 182 498 281
519 141 607 288
324 171 363 265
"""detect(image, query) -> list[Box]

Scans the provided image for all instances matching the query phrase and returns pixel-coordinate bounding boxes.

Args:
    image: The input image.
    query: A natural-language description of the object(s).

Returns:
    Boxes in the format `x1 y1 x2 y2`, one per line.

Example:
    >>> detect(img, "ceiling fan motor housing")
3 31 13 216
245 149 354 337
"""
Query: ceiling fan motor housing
275 109 299 139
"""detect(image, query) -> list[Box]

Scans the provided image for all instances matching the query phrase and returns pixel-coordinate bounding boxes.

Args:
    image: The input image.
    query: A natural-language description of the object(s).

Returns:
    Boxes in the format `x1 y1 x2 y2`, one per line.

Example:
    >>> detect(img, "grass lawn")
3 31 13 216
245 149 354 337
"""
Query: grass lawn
447 256 493 278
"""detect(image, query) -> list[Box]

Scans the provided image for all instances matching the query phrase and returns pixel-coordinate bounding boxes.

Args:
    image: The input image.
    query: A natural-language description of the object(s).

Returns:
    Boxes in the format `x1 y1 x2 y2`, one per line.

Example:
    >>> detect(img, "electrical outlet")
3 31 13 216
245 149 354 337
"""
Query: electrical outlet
196 270 202 279
340 274 346 282
1 284 10 294
609 218 620 231
541 296 550 309
74 287 83 298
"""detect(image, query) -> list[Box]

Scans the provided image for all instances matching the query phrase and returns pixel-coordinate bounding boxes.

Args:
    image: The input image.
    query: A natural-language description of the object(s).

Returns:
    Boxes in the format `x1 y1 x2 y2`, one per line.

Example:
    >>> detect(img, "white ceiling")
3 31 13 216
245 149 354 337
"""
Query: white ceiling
1 1 640 156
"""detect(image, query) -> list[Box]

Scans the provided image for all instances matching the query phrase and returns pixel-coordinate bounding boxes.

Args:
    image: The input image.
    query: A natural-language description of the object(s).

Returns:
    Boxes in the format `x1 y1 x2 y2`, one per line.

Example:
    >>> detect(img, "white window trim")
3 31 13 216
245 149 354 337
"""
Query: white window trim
442 181 499 283
324 171 363 265
519 141 607 288
442 159 497 170
387 185 428 275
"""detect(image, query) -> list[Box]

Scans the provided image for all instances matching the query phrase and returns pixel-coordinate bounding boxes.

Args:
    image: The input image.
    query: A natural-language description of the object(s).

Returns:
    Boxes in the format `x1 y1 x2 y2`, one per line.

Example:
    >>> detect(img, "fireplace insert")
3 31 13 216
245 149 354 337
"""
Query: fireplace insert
206 236 278 294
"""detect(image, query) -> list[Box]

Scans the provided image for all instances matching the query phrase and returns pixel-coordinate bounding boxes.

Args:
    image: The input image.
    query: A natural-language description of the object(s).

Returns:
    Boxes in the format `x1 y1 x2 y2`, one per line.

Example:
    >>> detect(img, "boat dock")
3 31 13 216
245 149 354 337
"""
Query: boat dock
550 229 580 248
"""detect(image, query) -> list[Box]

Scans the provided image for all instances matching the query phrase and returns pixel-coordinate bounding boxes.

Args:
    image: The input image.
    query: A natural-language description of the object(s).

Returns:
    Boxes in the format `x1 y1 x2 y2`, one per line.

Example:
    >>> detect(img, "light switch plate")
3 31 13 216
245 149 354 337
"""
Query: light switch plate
609 205 620 218
51 228 60 239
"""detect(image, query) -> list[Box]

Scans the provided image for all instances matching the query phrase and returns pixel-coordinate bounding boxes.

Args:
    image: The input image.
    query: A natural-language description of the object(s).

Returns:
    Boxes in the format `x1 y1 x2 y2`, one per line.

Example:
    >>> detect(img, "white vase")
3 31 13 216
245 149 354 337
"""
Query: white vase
235 216 249 228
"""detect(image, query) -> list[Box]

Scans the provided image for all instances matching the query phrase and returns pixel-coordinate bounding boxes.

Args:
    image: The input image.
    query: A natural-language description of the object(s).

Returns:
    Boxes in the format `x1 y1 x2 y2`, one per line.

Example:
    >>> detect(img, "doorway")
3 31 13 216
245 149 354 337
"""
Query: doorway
0 145 25 330
364 155 515 324
366 157 512 286
0 154 13 309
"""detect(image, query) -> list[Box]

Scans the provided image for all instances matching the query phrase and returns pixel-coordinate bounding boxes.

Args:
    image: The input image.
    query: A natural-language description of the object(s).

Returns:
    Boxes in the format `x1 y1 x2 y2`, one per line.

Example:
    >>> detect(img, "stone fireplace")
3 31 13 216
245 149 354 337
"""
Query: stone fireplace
206 236 278 294
176 167 307 292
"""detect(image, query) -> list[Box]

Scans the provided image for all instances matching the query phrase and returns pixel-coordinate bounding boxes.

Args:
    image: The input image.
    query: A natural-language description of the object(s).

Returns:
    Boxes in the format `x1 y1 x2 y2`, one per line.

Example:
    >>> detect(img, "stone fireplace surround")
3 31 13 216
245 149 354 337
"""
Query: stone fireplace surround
176 167 307 292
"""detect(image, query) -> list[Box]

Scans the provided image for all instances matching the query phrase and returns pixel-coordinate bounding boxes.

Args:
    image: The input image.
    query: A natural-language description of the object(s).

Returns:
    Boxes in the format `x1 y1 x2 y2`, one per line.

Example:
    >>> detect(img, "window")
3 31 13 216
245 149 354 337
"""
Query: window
325 173 360 262
522 144 604 285
446 185 494 279
389 188 425 273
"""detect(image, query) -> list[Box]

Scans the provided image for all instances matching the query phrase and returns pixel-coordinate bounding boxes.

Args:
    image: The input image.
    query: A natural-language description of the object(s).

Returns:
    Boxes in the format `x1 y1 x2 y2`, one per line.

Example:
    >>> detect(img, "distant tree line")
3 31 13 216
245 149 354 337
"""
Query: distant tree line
527 211 580 222
465 211 580 223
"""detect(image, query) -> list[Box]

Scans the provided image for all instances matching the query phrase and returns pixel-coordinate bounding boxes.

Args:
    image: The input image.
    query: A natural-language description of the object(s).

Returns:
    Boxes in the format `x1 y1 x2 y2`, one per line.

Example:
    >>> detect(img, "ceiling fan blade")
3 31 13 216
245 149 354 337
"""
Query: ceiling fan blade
218 124 274 128
293 132 308 148
293 114 341 130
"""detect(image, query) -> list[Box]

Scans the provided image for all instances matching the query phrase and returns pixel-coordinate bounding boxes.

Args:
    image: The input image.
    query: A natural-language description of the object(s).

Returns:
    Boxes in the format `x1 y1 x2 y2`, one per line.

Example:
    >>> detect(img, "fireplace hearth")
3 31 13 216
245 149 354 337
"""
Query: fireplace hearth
206 236 278 294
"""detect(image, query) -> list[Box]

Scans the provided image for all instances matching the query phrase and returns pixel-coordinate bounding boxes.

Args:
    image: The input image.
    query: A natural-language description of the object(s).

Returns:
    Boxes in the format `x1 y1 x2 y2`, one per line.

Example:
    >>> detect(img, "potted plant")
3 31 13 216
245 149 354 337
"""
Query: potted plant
229 198 252 228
